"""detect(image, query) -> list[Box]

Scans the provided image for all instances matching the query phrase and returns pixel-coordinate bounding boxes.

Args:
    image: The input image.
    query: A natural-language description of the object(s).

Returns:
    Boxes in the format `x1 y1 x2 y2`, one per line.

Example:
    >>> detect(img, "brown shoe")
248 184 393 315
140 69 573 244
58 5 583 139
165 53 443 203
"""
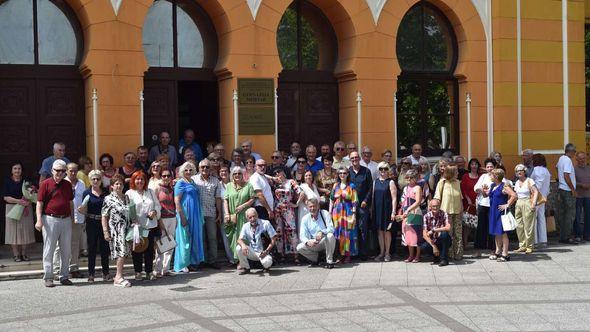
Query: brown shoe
44 280 55 288
60 279 73 286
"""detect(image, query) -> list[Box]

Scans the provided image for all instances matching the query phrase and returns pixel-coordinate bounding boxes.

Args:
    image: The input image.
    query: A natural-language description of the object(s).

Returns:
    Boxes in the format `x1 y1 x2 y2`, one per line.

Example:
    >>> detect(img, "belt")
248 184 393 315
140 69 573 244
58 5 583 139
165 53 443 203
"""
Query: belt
86 214 102 221
45 214 69 219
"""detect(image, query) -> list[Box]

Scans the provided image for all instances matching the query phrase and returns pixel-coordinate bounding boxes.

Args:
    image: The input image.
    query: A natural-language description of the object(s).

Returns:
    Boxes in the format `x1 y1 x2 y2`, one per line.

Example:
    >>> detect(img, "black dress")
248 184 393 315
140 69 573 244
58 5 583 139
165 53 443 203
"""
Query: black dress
373 178 393 231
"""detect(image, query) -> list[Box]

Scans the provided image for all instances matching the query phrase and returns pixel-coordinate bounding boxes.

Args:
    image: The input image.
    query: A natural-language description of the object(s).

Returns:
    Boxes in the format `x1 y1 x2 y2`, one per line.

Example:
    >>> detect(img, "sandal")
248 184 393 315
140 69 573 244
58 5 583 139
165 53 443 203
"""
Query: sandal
497 255 510 262
114 278 132 288
404 256 415 263
411 257 420 263
489 253 499 260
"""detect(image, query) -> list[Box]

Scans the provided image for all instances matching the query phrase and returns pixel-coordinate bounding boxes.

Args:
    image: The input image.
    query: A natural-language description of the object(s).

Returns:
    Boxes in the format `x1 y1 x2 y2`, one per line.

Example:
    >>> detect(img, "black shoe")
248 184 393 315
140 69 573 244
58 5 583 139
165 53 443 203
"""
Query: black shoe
308 261 319 268
207 262 221 270
238 268 250 275
60 279 73 286
438 260 449 267
70 271 84 279
431 258 441 265
325 263 335 269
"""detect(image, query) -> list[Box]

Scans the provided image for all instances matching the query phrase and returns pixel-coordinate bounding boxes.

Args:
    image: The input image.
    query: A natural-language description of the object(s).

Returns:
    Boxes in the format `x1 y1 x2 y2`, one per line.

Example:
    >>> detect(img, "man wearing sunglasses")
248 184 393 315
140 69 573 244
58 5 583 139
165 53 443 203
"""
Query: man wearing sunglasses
349 151 374 260
192 159 222 269
35 159 75 287
266 150 292 179
249 159 274 220
332 141 351 170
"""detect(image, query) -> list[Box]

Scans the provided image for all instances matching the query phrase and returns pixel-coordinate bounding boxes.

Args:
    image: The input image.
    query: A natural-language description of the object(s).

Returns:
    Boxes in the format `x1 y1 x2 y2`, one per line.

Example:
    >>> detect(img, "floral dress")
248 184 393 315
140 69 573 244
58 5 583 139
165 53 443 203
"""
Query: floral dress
331 182 359 257
274 180 301 254
101 192 130 259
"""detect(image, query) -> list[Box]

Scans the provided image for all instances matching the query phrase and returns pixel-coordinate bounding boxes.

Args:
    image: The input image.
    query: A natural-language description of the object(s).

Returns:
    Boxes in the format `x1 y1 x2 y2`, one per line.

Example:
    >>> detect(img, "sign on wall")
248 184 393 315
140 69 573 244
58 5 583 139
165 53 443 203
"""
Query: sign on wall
238 78 275 135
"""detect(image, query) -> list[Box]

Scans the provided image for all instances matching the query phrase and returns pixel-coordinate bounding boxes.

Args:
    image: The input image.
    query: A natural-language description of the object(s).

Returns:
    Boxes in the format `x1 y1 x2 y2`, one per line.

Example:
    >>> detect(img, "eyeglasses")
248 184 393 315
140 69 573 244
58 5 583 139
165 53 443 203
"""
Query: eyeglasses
161 174 171 178
200 166 210 169
233 173 243 176
338 172 348 175
297 160 306 164
53 169 65 173
271 156 281 159
256 164 266 167
335 147 344 151
91 178 101 181
379 168 389 171
350 157 359 160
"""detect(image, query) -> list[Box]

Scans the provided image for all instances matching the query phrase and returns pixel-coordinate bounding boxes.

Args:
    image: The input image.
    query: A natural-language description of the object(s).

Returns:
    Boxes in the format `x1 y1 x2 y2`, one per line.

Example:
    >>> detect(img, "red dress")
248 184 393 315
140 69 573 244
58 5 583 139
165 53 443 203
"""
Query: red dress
460 173 479 214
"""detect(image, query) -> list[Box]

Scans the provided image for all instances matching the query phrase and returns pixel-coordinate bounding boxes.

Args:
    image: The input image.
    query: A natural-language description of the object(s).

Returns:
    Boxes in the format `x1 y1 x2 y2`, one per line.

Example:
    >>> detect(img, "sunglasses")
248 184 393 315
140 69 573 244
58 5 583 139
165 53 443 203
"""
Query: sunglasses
271 156 281 159
53 169 65 173
379 168 389 171
350 157 359 160
200 166 210 169
297 160 306 164
335 147 344 151
161 174 171 178
338 172 348 175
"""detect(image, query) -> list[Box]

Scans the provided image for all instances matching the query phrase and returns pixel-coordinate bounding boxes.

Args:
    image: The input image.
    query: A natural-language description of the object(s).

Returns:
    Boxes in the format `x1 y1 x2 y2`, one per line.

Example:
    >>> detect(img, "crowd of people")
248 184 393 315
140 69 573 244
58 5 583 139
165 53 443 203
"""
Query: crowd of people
3 128 588 288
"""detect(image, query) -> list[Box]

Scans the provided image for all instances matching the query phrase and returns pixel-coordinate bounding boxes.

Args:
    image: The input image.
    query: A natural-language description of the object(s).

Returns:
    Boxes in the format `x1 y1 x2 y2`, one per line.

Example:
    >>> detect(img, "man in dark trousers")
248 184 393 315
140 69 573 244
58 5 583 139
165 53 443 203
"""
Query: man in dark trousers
348 151 374 260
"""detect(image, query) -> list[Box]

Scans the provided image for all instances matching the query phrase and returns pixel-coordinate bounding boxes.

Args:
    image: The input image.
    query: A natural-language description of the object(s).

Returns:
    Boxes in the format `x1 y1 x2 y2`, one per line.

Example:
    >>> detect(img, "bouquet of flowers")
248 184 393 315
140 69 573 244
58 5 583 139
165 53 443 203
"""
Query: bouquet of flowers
6 181 38 221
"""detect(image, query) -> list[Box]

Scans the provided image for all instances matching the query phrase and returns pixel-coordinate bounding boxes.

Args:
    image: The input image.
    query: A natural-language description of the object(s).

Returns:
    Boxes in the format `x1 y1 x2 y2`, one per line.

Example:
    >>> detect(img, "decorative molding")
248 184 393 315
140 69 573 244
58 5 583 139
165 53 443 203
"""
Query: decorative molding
470 0 490 40
366 0 387 25
246 0 262 21
110 0 122 16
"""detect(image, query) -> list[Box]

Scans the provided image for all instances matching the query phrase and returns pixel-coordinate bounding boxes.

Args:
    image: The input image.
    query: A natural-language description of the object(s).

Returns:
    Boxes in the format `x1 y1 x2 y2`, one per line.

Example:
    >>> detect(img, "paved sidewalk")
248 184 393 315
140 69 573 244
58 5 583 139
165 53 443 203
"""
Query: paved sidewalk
0 241 589 331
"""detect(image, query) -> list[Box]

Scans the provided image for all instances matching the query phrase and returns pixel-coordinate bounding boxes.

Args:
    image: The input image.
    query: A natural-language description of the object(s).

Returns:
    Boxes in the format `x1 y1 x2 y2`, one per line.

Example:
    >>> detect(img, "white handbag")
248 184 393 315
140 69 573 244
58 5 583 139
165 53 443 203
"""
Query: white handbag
156 228 177 255
500 208 516 232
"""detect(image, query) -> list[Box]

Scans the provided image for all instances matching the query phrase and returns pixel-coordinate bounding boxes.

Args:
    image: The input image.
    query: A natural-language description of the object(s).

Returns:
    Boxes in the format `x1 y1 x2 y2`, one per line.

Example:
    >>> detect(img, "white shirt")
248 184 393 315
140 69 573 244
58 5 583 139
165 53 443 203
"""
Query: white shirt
249 172 274 208
474 173 511 207
514 178 536 199
531 166 551 197
239 219 277 252
557 155 575 191
360 159 379 180
407 155 429 166
69 179 86 224
125 188 161 229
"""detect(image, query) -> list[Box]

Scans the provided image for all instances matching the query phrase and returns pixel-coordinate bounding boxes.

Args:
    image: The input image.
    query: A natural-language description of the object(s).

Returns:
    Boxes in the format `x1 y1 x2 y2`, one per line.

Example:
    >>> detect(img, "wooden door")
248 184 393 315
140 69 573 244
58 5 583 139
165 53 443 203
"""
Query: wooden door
143 79 178 147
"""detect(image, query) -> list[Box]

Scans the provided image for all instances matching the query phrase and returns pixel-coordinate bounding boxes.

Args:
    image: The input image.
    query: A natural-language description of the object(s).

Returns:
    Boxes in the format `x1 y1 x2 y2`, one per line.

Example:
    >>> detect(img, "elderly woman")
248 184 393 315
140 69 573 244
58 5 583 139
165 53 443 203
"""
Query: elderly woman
429 158 450 193
473 158 498 255
434 165 463 260
3 162 35 262
126 171 161 280
316 156 337 208
118 152 138 192
223 166 256 263
77 156 93 188
218 166 235 263
513 164 539 254
230 148 244 169
372 162 397 262
381 149 398 180
397 169 423 263
174 162 205 272
483 168 517 261
99 153 116 188
273 168 301 262
531 154 551 247
243 155 256 181
147 161 162 191
397 158 413 190
154 168 176 277
207 152 221 178
330 167 359 264
101 174 131 287
81 170 110 282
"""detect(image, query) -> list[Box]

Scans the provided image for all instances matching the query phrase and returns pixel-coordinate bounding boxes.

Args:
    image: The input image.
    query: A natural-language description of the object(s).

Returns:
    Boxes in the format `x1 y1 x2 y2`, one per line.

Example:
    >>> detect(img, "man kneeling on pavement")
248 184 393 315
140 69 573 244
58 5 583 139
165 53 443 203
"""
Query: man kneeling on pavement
236 208 277 274
296 198 335 268
421 199 452 266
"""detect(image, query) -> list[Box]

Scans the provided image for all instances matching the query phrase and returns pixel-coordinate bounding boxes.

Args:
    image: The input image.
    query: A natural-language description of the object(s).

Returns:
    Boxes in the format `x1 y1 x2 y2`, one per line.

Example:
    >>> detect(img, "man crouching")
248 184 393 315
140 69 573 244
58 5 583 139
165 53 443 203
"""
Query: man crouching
236 208 277 275
296 198 335 268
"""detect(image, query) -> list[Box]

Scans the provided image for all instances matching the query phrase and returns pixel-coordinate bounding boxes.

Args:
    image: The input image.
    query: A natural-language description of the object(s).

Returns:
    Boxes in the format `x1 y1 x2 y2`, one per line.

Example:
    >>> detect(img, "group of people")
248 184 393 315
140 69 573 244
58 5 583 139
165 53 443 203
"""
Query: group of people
3 128 587 288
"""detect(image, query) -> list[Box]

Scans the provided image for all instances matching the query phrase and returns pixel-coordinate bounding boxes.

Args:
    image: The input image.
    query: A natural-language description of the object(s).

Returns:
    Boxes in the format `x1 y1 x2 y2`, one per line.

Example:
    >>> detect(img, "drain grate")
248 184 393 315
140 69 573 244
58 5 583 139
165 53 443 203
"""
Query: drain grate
170 285 201 292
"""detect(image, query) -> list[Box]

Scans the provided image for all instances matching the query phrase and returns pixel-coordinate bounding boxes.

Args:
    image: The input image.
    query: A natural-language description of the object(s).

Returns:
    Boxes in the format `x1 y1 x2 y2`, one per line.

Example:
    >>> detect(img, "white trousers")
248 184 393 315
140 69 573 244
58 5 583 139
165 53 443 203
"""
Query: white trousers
236 244 273 269
43 216 72 281
54 223 83 272
155 217 177 274
296 233 336 264
535 204 547 244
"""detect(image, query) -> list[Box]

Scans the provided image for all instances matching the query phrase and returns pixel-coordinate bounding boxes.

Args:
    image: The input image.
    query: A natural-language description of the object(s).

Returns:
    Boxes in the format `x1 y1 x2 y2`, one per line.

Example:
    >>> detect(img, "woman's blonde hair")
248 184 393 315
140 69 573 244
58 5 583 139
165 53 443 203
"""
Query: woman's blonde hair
491 168 505 182
443 165 458 181
88 169 103 180
178 161 196 177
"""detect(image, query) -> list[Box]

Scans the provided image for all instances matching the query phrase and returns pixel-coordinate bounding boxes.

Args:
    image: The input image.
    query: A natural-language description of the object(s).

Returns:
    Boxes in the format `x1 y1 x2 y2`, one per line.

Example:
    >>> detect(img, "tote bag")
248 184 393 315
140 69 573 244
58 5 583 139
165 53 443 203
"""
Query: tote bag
501 208 517 231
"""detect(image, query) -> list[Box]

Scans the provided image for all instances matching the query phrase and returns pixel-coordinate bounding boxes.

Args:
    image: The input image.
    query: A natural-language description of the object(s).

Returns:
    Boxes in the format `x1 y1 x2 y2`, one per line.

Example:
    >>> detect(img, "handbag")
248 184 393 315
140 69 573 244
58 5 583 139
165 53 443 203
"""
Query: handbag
156 228 177 254
500 208 517 231
527 179 547 206
546 215 556 233
462 212 478 229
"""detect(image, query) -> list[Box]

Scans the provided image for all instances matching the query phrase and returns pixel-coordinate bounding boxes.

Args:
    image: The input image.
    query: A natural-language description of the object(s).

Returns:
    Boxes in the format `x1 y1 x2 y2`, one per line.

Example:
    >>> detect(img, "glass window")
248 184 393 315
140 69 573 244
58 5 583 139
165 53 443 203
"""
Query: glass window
37 0 77 65
0 0 35 64
396 3 458 157
177 4 204 68
143 0 174 67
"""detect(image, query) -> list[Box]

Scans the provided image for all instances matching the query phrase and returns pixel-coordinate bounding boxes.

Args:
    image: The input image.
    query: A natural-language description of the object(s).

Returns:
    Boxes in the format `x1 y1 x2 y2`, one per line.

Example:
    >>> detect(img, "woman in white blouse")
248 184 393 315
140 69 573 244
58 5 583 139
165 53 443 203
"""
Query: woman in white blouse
473 158 498 254
513 164 539 254
297 170 321 224
530 154 551 247
126 170 161 281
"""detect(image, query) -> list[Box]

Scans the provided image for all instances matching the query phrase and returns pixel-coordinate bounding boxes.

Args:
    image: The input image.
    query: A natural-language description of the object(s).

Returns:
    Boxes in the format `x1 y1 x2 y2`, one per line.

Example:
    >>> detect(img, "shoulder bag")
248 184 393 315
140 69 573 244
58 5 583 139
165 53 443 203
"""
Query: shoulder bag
500 208 517 231
527 179 547 206
156 227 177 254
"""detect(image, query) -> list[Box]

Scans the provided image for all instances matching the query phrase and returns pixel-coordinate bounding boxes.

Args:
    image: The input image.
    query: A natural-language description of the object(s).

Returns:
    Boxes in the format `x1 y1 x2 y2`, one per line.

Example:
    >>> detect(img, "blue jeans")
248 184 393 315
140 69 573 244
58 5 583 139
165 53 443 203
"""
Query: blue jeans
420 232 451 261
575 197 590 238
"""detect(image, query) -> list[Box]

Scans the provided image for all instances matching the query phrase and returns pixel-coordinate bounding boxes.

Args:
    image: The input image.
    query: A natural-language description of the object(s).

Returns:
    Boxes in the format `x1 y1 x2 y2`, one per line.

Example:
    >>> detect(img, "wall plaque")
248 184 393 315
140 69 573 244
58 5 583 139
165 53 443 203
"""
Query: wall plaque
238 78 275 135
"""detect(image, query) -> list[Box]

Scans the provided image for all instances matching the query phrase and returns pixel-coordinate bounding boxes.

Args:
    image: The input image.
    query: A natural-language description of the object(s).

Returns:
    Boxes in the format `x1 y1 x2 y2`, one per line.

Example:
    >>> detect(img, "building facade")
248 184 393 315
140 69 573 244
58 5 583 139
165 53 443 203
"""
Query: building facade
0 0 587 180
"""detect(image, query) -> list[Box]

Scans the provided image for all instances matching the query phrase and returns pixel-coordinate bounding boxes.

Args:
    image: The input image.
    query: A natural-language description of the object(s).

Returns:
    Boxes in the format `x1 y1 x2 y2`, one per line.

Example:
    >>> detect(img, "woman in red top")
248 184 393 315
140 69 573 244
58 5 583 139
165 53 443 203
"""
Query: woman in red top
460 158 481 250
154 169 176 277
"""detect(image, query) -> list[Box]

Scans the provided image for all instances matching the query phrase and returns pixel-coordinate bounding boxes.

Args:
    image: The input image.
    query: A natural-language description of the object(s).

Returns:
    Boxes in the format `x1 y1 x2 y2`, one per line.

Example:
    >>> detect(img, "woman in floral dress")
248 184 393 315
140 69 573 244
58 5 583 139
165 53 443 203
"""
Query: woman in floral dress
329 167 358 264
273 169 301 263
101 174 131 287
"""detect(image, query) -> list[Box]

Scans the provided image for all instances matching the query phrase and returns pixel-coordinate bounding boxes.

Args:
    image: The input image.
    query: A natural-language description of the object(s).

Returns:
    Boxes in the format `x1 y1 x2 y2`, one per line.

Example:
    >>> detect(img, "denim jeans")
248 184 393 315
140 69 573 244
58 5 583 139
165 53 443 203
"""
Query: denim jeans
420 232 452 261
575 197 590 239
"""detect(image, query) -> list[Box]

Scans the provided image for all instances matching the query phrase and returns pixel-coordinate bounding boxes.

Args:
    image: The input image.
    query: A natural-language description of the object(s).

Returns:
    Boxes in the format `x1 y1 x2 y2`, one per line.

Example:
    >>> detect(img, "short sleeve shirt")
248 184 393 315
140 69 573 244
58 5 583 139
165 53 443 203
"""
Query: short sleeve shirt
239 219 277 252
557 155 576 191
249 172 274 208
38 178 74 216
39 156 70 177
192 173 222 217
423 210 448 241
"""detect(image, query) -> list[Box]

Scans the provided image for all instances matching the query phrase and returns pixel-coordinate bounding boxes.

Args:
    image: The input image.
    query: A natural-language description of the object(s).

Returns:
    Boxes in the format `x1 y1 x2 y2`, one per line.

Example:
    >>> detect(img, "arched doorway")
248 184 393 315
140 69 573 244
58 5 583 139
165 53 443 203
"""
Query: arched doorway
142 0 219 151
276 0 339 151
395 2 458 157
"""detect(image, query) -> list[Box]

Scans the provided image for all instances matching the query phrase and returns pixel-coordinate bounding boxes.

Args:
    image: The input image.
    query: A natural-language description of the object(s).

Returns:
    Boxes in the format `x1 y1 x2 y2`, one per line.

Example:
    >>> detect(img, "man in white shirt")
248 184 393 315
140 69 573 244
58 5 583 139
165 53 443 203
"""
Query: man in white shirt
407 143 429 166
360 146 379 180
556 143 577 244
236 208 277 274
249 159 274 220
297 198 335 268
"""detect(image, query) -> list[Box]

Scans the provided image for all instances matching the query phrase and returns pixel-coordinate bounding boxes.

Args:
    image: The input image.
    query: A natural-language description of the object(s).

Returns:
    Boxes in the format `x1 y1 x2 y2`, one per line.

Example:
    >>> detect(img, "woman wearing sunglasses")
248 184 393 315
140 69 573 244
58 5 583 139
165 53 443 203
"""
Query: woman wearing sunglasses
154 169 176 277
329 167 358 264
372 162 397 262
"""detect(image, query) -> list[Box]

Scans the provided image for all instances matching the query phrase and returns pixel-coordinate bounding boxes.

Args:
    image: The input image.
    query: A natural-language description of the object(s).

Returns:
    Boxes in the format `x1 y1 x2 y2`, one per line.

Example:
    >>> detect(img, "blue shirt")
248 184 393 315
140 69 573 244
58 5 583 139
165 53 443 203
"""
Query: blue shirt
82 188 105 216
305 160 324 175
299 210 334 243
178 139 204 162
39 156 70 177
239 218 277 252
149 144 178 168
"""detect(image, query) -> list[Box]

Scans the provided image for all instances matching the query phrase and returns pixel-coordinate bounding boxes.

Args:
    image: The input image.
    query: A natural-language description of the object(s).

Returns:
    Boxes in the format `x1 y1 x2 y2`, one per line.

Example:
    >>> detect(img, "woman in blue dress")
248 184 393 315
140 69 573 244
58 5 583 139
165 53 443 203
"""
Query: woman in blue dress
484 168 517 262
372 162 397 262
174 162 205 272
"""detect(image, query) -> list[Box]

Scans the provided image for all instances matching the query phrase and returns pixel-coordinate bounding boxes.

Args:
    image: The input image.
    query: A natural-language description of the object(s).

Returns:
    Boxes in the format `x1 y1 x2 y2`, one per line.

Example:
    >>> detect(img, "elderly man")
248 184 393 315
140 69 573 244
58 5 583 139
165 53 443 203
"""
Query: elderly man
349 151 373 259
249 159 274 220
420 199 452 266
522 149 534 177
241 140 262 161
135 145 150 174
267 150 292 178
39 142 70 185
557 143 577 244
574 151 590 243
213 143 230 167
149 131 178 167
454 155 468 179
192 159 222 269
333 141 351 170
297 198 335 268
346 142 357 158
236 208 277 274
304 145 324 175
35 160 74 287
285 142 302 169
407 143 428 166
360 146 379 180
317 143 331 162
178 128 204 163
